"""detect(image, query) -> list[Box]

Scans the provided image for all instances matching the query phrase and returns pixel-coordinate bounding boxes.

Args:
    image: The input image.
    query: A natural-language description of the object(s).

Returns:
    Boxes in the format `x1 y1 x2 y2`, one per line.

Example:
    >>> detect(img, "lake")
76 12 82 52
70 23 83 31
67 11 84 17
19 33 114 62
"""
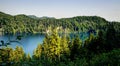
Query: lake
0 34 45 56
0 32 90 56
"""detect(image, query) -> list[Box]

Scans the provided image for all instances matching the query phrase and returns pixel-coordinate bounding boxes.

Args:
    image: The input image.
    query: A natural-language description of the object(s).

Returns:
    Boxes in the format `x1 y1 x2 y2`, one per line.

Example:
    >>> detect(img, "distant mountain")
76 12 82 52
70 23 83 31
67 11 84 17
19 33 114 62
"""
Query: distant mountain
13 14 36 21
28 15 40 19
28 15 55 19
40 16 55 19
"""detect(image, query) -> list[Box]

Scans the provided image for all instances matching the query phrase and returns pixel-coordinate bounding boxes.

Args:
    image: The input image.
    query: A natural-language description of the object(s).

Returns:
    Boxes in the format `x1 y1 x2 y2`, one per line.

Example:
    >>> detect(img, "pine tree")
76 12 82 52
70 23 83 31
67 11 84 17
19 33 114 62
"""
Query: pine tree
13 46 24 63
43 29 61 61
60 36 70 56
33 44 42 59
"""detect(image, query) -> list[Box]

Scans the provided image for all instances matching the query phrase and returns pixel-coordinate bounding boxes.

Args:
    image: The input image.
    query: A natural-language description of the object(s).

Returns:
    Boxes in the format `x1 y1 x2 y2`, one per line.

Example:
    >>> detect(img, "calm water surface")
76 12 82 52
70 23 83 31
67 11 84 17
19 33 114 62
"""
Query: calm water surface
0 34 45 56
0 32 90 56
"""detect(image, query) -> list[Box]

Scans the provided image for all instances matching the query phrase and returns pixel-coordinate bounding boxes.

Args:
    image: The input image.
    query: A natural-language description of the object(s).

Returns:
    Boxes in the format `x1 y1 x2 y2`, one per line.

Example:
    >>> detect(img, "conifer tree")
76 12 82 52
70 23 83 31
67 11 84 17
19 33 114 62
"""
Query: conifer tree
14 46 24 63
33 44 42 59
43 29 61 61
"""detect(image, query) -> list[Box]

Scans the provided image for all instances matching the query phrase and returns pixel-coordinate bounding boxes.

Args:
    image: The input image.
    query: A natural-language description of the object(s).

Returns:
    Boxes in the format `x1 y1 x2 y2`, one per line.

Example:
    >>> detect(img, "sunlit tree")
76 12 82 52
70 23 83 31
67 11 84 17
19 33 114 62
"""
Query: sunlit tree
13 46 24 63
60 36 70 56
43 29 61 61
33 44 42 59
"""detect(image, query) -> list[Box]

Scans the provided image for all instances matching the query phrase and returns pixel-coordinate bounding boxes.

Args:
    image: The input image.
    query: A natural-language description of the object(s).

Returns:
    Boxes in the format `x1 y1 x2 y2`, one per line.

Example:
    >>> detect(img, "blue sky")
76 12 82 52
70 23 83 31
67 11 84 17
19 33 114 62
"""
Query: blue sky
0 0 120 21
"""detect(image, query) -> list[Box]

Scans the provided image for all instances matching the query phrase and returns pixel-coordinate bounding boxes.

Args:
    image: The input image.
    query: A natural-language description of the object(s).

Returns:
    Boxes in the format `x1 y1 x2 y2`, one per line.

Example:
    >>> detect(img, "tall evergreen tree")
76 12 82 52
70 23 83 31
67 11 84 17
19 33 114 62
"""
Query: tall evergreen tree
13 46 24 63
43 29 61 61
33 44 42 59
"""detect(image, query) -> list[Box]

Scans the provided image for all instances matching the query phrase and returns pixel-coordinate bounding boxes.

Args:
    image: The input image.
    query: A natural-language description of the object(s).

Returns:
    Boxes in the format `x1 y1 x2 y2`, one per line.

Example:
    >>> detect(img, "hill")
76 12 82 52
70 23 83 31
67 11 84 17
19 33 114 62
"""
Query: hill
0 11 120 34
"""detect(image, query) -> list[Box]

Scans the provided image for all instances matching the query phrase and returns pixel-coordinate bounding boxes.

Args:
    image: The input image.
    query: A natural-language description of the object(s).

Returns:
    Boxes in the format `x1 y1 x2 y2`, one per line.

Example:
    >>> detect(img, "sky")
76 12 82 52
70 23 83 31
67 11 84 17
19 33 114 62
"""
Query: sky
0 0 120 21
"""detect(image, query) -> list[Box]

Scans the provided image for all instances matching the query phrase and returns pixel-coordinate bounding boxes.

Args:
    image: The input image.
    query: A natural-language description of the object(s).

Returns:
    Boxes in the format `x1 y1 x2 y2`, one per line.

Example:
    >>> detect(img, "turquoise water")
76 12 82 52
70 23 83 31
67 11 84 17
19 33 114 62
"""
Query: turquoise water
0 34 45 55
0 32 90 55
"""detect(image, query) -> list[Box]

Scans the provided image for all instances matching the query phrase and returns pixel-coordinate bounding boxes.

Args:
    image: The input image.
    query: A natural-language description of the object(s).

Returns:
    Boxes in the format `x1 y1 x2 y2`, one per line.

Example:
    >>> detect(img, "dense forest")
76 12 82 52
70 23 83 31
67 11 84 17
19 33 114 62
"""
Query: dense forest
0 11 120 34
0 12 120 66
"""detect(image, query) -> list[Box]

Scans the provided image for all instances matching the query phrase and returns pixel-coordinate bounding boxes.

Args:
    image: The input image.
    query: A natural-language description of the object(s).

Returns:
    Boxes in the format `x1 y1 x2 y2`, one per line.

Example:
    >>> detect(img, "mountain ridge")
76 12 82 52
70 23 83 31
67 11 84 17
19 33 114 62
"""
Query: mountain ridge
0 11 109 21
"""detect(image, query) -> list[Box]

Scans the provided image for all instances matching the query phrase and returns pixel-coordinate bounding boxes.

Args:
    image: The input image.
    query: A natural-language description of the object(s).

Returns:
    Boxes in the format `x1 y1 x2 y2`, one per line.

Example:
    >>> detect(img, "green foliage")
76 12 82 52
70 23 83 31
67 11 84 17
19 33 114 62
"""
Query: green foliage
42 29 61 61
0 46 25 65
0 11 112 34
0 11 120 66
12 46 24 63
1 28 120 66
26 53 31 62
90 49 120 66
70 36 82 60
33 44 42 59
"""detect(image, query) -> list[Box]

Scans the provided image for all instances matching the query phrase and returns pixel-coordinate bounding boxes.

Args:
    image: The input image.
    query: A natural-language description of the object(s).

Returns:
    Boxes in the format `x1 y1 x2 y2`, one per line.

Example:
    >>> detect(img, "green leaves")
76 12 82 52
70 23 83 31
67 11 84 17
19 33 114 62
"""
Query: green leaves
42 29 61 61
1 11 115 34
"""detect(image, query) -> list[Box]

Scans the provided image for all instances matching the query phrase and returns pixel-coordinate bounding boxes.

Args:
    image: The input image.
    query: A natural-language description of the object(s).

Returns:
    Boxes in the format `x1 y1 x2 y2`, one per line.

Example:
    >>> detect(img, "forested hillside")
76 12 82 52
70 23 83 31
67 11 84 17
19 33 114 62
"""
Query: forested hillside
0 12 120 66
0 11 120 34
